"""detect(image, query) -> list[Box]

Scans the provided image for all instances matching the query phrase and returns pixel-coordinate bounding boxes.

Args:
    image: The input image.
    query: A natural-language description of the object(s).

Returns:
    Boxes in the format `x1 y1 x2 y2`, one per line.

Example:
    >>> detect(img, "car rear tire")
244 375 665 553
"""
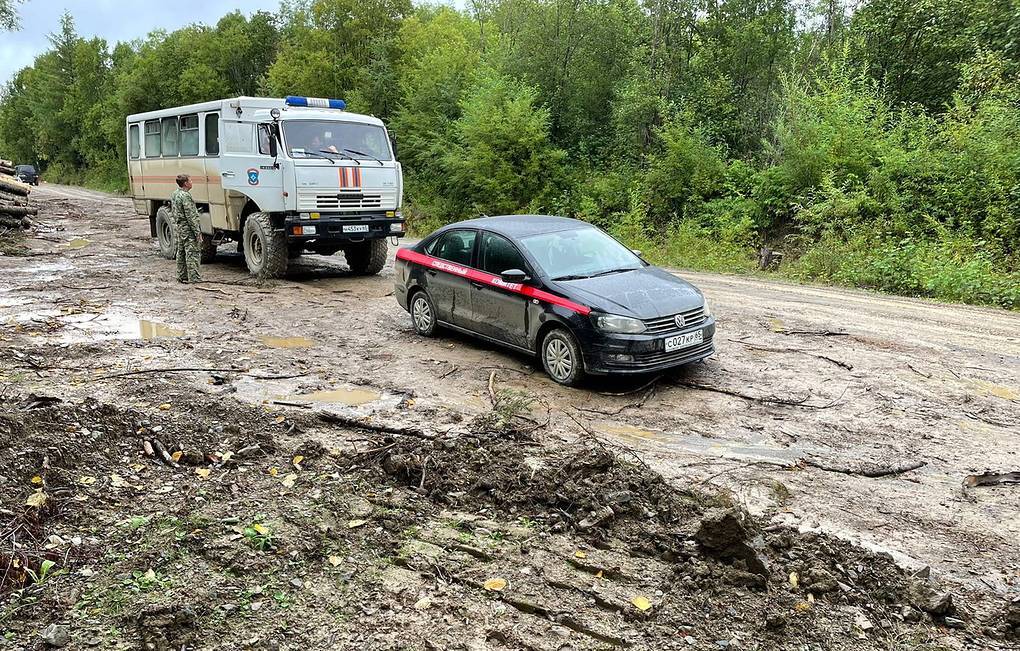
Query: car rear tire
409 290 438 337
541 328 584 387
155 206 176 260
243 212 288 279
344 239 387 275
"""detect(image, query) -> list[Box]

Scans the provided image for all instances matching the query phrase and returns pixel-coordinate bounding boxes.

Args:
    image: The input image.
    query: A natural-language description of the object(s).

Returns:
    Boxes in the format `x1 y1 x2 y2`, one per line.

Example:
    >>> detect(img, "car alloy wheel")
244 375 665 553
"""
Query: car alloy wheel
544 337 573 381
411 293 435 335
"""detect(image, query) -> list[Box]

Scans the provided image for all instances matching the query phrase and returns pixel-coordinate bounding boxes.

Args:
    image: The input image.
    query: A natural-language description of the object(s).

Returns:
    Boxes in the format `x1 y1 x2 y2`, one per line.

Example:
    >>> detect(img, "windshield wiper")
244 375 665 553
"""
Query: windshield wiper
319 149 360 165
342 148 384 166
292 149 336 165
551 274 593 281
589 267 638 278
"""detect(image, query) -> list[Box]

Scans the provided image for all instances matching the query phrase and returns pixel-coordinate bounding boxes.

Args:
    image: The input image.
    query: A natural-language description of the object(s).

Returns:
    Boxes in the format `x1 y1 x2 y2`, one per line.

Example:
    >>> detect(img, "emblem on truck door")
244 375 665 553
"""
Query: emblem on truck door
247 168 260 186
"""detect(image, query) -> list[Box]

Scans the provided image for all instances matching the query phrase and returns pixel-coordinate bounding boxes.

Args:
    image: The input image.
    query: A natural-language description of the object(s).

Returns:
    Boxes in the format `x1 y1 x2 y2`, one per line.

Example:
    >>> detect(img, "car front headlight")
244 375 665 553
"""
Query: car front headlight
593 313 646 334
702 297 711 318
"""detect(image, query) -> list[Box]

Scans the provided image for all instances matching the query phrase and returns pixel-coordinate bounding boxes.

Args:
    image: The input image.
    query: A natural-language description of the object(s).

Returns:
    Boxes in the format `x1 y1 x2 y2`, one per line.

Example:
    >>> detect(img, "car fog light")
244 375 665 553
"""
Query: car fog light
607 354 634 363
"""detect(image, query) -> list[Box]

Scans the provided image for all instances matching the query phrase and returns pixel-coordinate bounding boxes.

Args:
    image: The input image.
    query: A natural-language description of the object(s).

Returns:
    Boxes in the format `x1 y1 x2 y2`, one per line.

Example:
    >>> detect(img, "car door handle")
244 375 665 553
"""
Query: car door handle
425 269 437 276
221 171 236 178
471 281 485 289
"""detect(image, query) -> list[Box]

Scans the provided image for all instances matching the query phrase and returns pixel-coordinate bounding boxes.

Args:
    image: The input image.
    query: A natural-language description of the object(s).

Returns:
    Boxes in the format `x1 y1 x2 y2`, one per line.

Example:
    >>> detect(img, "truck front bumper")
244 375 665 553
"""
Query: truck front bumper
284 212 405 241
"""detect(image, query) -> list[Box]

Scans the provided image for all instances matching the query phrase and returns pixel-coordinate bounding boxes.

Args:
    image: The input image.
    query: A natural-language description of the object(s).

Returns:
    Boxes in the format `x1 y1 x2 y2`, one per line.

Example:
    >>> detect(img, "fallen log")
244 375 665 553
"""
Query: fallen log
803 458 926 478
0 190 29 205
0 174 31 196
0 165 16 176
0 204 38 216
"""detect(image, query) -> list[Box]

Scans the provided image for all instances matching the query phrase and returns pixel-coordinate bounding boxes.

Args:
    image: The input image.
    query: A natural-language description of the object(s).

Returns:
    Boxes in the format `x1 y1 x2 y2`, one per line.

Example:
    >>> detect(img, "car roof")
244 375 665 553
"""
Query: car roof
444 215 592 239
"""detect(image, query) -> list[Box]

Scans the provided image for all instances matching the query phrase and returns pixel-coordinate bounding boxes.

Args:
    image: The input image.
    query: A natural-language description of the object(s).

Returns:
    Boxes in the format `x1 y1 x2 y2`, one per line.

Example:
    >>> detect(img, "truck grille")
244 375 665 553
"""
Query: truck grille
297 189 396 211
642 306 706 335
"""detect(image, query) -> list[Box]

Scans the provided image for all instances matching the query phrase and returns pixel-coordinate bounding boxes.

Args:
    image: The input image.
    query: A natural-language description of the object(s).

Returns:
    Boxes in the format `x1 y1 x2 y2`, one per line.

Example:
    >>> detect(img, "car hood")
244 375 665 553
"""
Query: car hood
550 266 704 319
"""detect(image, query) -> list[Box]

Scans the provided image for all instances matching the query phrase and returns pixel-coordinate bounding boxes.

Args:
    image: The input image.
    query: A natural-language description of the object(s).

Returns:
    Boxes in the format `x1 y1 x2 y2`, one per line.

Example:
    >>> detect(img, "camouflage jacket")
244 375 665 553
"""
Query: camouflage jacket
169 188 201 236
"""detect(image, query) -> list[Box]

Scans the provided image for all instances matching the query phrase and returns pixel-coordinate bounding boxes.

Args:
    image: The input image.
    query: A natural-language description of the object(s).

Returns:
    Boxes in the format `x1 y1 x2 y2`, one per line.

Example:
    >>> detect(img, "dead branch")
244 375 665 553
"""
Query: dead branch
802 458 925 478
94 367 242 380
317 411 435 440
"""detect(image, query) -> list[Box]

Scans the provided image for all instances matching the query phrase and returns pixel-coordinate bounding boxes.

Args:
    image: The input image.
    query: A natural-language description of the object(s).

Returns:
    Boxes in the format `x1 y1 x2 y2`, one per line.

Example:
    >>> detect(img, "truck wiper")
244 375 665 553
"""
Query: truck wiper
320 149 360 165
342 148 384 166
293 149 336 164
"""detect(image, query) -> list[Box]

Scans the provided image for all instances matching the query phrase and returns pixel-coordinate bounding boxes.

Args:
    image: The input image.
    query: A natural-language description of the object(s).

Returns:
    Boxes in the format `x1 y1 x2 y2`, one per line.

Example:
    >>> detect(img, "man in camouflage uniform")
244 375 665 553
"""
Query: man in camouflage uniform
169 174 202 283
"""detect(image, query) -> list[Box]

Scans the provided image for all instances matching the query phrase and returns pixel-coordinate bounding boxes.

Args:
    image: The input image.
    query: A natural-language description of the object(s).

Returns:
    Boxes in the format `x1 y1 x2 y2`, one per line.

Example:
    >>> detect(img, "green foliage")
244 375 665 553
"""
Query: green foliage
0 0 1017 309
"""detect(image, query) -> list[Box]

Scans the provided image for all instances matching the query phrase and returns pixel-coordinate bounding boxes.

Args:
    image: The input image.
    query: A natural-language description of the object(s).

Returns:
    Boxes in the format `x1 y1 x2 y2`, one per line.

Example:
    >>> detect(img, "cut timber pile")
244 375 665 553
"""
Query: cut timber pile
0 158 35 230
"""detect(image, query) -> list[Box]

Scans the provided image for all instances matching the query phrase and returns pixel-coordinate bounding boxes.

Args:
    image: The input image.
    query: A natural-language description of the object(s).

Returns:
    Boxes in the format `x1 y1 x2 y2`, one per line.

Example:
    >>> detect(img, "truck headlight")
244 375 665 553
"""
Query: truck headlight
390 222 404 232
593 313 646 334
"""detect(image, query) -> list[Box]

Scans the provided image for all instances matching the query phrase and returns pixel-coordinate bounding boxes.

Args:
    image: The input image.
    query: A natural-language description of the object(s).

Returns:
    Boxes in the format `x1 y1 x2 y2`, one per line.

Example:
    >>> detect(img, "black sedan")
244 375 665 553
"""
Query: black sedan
16 165 39 185
394 215 715 386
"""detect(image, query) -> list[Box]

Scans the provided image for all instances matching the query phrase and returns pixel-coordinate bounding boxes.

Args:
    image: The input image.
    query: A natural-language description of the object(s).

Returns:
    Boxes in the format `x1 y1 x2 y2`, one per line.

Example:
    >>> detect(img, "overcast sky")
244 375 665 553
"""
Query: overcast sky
1 0 284 85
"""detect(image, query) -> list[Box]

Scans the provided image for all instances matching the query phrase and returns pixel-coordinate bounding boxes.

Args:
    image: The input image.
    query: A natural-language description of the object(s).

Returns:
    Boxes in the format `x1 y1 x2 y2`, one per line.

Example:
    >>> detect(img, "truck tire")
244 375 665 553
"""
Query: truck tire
344 239 387 275
200 234 217 263
242 212 288 279
155 207 176 259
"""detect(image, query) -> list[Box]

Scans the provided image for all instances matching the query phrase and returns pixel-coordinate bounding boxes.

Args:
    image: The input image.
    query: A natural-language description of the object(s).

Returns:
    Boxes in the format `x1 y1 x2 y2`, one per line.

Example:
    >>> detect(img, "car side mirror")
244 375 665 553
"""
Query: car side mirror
500 269 529 283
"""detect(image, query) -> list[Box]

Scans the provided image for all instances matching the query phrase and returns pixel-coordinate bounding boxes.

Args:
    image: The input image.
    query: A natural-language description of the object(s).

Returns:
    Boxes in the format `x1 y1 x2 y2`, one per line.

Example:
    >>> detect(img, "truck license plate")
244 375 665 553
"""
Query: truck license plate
343 224 370 233
664 330 703 352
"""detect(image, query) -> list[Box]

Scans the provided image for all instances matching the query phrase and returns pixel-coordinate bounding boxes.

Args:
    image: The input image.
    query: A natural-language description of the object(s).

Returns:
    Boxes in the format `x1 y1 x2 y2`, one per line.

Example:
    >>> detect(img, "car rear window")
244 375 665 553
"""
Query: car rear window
428 230 476 266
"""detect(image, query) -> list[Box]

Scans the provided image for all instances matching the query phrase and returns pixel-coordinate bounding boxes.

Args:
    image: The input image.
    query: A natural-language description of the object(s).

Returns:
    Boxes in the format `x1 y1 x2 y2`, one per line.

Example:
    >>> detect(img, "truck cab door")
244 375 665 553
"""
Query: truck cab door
219 120 283 220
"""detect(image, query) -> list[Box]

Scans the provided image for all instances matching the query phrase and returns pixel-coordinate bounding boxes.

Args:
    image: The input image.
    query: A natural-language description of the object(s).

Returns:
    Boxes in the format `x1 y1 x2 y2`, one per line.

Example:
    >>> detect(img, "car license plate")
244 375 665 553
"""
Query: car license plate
343 224 370 233
664 330 703 352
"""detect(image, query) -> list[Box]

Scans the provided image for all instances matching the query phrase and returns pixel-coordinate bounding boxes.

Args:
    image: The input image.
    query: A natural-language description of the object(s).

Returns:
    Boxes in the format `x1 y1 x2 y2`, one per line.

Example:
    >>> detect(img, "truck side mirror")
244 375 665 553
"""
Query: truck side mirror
269 134 278 158
389 135 398 159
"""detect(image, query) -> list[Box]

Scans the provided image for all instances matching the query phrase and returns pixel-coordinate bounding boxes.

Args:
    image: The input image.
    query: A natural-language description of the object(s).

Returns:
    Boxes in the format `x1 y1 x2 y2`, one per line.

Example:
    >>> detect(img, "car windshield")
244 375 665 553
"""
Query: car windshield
519 227 643 280
16 165 35 173
283 120 392 161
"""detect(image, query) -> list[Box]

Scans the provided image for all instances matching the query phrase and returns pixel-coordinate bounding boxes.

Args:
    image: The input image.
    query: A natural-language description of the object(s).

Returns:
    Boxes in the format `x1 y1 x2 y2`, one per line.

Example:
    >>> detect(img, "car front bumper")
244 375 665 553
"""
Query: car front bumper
581 318 717 375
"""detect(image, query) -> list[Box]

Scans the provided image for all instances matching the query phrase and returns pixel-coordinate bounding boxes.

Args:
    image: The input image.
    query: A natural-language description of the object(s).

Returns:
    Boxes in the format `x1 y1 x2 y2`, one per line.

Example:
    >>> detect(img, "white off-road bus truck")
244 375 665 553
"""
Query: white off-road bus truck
126 96 404 277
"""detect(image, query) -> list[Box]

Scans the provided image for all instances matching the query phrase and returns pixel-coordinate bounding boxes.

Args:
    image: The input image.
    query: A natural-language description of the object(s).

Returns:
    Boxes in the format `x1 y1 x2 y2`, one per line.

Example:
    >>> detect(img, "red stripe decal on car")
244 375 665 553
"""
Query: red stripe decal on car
396 248 592 316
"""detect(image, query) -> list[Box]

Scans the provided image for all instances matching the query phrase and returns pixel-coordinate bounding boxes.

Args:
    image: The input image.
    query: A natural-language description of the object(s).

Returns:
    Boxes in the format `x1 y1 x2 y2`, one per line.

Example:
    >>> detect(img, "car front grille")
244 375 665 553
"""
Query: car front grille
617 340 715 370
642 306 707 335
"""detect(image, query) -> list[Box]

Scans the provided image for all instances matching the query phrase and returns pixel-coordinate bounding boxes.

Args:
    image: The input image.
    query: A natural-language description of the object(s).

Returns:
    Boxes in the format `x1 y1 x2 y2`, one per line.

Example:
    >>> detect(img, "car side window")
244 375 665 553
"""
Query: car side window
480 232 529 275
430 230 476 266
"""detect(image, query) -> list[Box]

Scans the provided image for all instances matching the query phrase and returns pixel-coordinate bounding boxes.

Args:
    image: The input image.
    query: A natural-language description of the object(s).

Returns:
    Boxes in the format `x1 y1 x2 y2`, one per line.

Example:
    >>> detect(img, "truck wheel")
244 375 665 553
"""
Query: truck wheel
155 207 176 260
200 234 217 263
242 212 288 279
541 328 585 387
344 239 387 275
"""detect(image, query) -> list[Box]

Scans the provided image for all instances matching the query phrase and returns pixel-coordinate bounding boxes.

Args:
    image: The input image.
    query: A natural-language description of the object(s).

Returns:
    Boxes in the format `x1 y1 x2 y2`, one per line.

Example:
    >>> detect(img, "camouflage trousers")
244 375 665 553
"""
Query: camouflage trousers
175 223 202 283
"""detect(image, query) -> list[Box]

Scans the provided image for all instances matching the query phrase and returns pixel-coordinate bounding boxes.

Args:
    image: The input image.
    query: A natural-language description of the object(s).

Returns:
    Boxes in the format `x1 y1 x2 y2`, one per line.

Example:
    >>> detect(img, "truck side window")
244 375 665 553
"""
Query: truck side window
144 121 160 157
204 113 219 156
161 117 180 157
180 114 199 156
129 125 140 159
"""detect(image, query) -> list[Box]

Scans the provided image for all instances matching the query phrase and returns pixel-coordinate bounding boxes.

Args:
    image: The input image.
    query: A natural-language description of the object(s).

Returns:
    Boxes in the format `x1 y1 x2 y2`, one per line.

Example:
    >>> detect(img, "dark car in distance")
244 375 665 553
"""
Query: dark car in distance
15 165 39 185
394 215 715 386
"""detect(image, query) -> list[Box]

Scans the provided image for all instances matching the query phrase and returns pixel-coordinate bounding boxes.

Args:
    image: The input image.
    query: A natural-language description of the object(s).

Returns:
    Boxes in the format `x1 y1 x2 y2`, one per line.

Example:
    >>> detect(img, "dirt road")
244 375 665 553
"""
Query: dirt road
4 184 1019 612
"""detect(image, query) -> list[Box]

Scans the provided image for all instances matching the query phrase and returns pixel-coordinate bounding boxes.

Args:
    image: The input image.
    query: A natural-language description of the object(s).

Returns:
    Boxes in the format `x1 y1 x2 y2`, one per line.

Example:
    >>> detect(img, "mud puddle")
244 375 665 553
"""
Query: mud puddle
260 335 315 348
9 260 73 282
596 419 809 465
231 376 403 416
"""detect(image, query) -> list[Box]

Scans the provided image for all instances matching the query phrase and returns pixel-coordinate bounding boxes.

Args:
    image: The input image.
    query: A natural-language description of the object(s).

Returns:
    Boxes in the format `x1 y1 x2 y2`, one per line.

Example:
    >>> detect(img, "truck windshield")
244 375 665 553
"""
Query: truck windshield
283 121 392 161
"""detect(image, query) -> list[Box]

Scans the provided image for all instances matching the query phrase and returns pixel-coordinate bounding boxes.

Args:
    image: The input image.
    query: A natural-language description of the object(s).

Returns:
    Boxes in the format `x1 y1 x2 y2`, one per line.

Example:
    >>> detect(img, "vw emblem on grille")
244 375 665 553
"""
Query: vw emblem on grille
674 314 686 329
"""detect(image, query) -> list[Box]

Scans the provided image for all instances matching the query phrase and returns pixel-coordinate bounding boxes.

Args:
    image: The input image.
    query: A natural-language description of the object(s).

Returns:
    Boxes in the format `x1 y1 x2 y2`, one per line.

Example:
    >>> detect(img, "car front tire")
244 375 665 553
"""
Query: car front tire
409 290 438 337
541 328 585 387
